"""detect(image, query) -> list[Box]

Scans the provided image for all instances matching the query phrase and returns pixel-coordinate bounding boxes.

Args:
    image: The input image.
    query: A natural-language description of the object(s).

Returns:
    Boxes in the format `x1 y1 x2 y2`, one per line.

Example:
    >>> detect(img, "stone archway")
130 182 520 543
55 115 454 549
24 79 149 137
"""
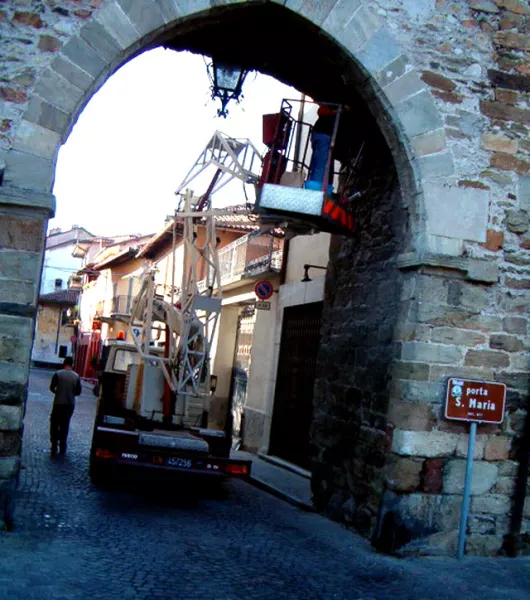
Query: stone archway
2 0 524 556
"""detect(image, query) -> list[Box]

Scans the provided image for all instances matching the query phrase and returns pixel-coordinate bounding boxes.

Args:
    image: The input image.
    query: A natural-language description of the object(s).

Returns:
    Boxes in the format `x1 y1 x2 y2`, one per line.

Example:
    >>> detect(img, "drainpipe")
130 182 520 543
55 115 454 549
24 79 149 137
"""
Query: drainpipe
54 304 63 354
505 406 530 557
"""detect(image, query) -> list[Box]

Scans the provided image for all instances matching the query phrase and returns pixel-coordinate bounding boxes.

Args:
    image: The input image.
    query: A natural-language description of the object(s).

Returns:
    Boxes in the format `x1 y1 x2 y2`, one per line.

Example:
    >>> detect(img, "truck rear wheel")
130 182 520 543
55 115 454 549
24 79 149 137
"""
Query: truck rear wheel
89 457 109 486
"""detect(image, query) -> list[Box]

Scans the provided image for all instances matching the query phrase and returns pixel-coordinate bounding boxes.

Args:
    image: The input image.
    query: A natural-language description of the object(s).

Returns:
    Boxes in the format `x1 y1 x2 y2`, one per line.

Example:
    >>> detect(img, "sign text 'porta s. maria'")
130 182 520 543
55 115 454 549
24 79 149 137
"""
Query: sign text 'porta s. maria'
445 378 507 424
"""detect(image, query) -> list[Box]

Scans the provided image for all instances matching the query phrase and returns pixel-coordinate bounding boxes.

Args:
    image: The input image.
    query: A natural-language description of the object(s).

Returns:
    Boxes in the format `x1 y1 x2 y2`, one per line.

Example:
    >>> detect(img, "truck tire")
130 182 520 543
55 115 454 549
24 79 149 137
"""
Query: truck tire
89 457 109 486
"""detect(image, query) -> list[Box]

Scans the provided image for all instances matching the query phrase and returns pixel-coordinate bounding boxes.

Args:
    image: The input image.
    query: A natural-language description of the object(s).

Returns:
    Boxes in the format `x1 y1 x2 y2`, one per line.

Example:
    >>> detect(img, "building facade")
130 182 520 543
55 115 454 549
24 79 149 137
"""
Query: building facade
0 0 529 555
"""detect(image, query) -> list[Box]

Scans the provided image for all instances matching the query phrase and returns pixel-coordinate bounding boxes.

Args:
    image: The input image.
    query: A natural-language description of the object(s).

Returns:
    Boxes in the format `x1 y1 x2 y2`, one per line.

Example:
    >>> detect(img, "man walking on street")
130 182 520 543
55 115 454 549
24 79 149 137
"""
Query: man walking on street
49 357 82 456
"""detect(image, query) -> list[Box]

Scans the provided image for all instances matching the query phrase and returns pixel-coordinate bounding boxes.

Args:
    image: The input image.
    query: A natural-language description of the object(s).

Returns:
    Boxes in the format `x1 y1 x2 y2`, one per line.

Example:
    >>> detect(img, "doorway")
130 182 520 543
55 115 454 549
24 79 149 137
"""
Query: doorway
269 301 323 469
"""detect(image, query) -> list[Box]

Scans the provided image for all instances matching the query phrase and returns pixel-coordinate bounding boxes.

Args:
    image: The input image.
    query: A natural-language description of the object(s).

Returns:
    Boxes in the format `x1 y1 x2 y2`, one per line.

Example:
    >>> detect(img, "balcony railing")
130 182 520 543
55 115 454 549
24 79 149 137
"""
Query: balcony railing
94 295 132 318
217 233 283 288
112 295 132 314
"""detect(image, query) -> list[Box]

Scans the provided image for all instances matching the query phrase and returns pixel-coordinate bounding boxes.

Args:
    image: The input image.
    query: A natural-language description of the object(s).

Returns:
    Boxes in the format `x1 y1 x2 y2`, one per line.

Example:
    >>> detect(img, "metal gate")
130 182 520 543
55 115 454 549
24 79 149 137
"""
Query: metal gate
269 301 323 469
229 306 256 449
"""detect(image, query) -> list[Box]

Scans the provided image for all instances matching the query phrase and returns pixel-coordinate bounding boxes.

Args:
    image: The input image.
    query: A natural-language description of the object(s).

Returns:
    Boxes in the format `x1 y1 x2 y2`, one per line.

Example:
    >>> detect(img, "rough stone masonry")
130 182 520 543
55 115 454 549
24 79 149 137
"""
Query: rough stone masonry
0 0 529 556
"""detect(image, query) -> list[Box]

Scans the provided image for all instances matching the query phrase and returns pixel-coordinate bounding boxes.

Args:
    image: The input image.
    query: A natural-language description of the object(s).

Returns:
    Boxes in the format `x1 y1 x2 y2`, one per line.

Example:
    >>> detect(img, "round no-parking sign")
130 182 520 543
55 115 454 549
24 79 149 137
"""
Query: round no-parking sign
254 280 273 300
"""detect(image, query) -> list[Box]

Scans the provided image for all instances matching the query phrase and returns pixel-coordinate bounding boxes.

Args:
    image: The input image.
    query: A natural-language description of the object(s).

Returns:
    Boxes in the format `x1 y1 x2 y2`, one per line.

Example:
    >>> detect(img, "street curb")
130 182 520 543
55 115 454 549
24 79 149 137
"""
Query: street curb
246 475 316 513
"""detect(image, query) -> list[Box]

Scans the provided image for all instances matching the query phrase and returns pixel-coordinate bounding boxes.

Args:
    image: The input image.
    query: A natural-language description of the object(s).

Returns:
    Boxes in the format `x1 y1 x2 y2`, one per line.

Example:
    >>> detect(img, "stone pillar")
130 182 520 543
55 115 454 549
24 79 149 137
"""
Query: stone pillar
0 186 54 529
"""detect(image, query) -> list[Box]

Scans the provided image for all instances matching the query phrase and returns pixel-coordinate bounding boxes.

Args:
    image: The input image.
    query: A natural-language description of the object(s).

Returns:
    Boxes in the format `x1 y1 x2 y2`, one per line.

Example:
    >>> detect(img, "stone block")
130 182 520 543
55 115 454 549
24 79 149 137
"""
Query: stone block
420 458 444 493
417 151 455 179
95 1 140 49
415 275 449 305
482 229 504 251
1 150 54 193
0 335 31 364
484 436 512 461
472 493 511 514
156 0 182 22
480 100 530 125
390 379 444 404
466 534 504 556
498 460 518 476
470 0 499 13
34 68 84 114
390 493 461 536
0 249 41 282
481 133 518 154
423 182 489 243
383 69 425 105
12 120 60 161
443 459 497 495
0 457 19 480
384 456 422 492
392 430 460 457
0 280 37 305
498 294 530 314
456 435 486 459
175 0 210 16
466 259 499 283
392 361 430 380
431 327 486 347
401 341 463 364
411 129 446 157
519 176 530 212
465 350 509 368
502 317 528 335
0 360 27 385
429 365 495 383
116 0 167 37
490 334 524 352
458 282 490 313
395 90 444 138
25 96 70 136
0 213 45 253
321 0 362 37
395 322 431 342
388 401 436 431
0 405 23 431
494 477 516 495
424 234 464 256
335 10 371 54
421 71 457 92
291 0 344 26
80 19 122 63
62 36 107 80
506 209 529 233
469 514 496 534
493 31 530 50
495 0 530 14
357 27 400 75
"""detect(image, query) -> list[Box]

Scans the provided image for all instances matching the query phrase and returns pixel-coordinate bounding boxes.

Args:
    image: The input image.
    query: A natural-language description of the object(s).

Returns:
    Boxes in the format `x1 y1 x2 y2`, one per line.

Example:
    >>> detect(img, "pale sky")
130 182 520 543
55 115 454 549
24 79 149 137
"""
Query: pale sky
51 48 298 238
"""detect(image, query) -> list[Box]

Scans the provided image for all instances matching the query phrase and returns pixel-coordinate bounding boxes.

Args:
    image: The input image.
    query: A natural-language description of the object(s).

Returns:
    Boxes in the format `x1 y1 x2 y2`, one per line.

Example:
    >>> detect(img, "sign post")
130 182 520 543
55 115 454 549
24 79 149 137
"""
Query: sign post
457 421 477 560
445 378 506 560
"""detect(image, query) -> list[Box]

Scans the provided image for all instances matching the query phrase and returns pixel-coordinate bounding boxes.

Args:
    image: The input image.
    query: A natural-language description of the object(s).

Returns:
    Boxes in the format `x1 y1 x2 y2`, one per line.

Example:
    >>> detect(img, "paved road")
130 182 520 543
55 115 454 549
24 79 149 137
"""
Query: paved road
1 368 529 600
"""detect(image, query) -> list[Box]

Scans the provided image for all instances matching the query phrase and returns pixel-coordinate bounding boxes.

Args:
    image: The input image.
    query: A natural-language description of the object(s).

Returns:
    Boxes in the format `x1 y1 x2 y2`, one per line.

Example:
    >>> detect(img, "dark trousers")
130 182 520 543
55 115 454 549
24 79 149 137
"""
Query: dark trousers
50 405 74 452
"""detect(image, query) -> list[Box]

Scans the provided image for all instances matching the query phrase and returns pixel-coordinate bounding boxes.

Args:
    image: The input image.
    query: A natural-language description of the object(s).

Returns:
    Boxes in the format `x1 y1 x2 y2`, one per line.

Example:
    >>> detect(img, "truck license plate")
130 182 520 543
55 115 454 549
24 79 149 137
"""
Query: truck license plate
166 457 192 469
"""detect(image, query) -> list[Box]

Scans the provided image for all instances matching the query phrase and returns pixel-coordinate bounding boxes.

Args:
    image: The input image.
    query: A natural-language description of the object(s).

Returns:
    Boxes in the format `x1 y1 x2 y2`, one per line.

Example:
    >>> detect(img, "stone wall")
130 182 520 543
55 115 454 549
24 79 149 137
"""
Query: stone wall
312 0 530 556
311 128 407 537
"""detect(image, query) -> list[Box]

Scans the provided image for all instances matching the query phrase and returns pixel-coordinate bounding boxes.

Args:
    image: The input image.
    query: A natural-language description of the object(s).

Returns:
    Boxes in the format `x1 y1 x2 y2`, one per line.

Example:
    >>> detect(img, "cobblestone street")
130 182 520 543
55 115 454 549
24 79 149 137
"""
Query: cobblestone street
0 369 529 600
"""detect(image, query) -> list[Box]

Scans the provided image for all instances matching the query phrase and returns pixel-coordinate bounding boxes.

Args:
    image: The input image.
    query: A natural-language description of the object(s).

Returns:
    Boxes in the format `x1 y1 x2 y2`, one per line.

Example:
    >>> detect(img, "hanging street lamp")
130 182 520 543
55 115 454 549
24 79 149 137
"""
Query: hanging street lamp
208 59 248 118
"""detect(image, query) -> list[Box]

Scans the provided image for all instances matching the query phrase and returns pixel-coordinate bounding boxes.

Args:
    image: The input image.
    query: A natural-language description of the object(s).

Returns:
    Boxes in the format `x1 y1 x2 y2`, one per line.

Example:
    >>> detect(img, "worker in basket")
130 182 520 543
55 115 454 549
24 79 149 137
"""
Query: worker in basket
307 103 351 190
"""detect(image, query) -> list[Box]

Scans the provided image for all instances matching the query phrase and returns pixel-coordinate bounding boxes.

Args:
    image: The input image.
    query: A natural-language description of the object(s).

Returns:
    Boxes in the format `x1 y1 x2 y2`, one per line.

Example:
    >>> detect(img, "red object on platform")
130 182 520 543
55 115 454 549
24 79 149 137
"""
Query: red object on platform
262 112 291 149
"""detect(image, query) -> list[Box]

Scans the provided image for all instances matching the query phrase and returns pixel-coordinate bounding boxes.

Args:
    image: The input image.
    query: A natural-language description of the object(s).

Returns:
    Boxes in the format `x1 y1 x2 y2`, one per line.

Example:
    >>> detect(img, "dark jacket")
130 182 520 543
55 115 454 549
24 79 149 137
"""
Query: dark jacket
50 369 82 407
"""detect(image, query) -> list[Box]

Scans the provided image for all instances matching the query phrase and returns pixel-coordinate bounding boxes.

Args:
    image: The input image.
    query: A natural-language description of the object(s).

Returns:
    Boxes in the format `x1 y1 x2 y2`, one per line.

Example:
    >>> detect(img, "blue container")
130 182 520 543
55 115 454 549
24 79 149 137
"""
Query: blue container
304 180 334 195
